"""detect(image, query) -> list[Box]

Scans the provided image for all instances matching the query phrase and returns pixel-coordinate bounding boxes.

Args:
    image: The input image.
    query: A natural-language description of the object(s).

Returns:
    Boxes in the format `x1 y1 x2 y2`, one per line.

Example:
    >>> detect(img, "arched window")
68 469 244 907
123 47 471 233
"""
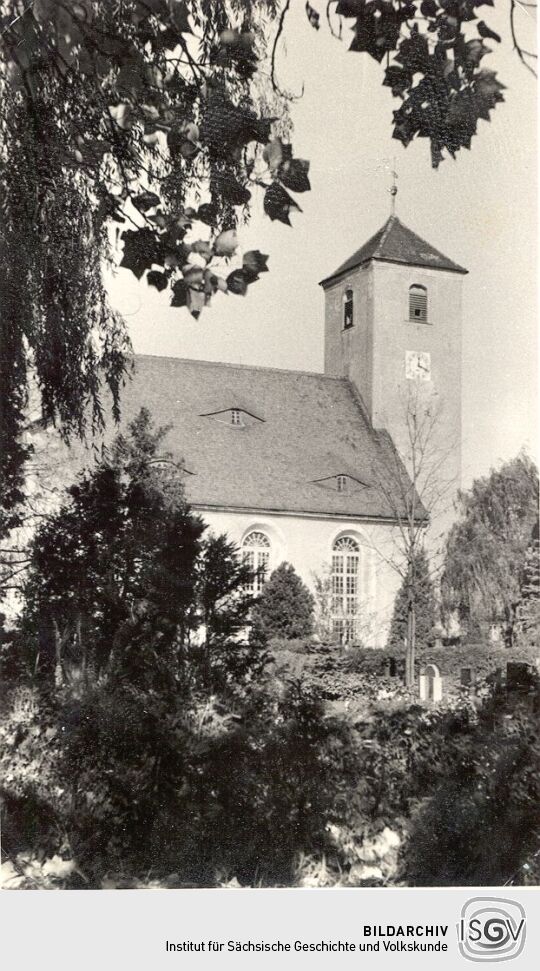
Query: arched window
409 284 427 322
331 535 360 644
242 531 271 594
343 288 354 330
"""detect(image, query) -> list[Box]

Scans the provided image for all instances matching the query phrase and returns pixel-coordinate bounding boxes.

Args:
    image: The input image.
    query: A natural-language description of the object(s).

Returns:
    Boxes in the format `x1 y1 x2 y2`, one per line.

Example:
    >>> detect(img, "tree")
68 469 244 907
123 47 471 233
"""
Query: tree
442 452 539 646
516 523 540 647
20 406 258 685
251 561 315 640
0 0 308 532
372 384 459 685
307 0 533 167
387 548 437 650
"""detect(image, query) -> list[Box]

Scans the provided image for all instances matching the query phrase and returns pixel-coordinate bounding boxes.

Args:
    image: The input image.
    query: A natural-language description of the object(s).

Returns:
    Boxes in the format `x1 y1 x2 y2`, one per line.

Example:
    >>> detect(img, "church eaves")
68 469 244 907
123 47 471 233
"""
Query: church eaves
319 215 468 287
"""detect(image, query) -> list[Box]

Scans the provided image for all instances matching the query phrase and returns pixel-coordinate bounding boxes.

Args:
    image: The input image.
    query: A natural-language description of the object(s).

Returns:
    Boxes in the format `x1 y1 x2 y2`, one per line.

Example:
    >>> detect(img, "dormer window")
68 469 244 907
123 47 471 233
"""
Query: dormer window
343 288 354 330
409 284 428 322
201 407 264 428
337 474 348 493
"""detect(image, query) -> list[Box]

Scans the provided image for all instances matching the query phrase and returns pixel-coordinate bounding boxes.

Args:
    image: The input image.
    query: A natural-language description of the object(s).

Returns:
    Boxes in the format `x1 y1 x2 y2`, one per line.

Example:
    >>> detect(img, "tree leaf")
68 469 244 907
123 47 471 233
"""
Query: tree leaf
170 279 187 307
214 229 239 256
146 270 168 291
120 228 163 279
477 21 501 44
305 2 321 29
264 183 302 225
263 138 288 174
226 269 249 295
243 250 269 282
279 158 311 193
132 190 160 213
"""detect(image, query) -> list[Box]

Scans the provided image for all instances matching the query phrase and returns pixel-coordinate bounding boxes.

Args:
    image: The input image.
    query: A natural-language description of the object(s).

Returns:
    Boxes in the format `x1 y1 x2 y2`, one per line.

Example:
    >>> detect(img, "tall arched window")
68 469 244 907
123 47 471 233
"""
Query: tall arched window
331 535 360 644
343 288 354 329
242 531 271 594
409 284 428 322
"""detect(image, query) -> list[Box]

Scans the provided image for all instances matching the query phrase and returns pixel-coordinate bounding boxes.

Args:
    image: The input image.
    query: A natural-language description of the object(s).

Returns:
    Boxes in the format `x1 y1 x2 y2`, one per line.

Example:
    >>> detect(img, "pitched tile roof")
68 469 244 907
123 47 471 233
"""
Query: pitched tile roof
320 215 467 286
114 355 408 521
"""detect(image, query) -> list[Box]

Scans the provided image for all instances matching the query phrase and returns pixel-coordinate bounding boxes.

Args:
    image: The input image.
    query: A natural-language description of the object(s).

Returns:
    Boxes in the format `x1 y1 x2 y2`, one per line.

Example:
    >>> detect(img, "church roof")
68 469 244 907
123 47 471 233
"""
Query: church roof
320 215 468 286
114 355 411 522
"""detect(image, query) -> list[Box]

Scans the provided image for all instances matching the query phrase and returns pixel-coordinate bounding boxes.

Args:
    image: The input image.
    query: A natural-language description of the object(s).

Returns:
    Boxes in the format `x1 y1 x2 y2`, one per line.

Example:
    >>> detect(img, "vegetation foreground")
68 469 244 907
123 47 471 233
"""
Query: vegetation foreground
1 414 539 890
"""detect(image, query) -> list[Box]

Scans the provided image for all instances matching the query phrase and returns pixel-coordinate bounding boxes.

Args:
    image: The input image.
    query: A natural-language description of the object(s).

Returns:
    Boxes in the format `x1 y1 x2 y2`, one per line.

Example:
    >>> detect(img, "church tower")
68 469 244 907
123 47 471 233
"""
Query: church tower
320 215 467 513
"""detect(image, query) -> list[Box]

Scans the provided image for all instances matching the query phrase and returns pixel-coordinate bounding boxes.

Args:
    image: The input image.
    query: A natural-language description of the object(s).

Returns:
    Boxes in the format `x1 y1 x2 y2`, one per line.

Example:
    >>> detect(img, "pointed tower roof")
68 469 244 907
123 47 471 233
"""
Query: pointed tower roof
320 215 467 287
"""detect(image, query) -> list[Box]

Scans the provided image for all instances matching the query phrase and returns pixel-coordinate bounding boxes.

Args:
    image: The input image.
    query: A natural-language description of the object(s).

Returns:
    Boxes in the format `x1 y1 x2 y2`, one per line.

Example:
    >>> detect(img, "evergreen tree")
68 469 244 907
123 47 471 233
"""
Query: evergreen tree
251 562 315 641
387 549 437 651
21 407 255 687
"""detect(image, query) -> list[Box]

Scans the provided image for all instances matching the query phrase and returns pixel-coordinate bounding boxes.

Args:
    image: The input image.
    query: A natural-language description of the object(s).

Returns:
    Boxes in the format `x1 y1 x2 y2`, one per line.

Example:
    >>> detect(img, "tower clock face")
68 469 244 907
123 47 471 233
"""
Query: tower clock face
405 350 431 381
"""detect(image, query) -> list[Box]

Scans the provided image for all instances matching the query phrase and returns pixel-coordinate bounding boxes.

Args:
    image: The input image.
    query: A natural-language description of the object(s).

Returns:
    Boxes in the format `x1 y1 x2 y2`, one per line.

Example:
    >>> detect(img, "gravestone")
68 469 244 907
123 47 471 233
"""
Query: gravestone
419 663 443 703
460 666 475 695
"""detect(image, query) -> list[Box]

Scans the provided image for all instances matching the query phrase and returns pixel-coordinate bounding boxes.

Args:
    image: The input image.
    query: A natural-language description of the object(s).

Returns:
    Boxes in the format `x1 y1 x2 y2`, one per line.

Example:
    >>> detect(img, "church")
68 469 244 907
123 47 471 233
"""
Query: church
115 214 467 647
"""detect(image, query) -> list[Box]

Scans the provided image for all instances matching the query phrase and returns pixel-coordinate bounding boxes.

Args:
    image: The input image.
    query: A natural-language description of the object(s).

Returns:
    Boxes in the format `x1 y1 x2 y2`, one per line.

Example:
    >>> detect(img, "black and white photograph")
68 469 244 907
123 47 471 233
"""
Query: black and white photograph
0 0 538 900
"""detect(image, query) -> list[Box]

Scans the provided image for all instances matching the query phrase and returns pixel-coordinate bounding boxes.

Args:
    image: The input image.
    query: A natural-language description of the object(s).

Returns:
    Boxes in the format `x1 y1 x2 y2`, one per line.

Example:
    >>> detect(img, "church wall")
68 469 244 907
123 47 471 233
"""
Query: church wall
195 506 402 648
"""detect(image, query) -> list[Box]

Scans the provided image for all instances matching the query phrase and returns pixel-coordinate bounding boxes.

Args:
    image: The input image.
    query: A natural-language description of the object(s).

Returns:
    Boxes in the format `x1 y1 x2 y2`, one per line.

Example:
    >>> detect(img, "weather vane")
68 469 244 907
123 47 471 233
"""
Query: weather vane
388 159 398 215
376 158 398 215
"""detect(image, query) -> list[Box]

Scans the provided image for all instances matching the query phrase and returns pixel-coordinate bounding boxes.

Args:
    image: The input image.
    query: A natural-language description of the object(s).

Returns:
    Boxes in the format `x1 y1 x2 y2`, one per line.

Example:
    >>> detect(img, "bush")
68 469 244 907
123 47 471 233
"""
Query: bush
251 562 315 641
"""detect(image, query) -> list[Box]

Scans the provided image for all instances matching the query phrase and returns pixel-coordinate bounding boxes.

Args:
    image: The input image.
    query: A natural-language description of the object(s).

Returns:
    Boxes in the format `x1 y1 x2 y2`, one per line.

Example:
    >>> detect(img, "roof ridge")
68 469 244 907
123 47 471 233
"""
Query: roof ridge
133 354 346 381
372 215 397 257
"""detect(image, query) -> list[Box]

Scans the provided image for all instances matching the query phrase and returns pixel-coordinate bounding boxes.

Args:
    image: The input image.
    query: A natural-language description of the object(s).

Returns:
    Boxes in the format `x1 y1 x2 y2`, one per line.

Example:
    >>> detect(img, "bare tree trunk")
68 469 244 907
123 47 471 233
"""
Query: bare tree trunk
405 599 416 687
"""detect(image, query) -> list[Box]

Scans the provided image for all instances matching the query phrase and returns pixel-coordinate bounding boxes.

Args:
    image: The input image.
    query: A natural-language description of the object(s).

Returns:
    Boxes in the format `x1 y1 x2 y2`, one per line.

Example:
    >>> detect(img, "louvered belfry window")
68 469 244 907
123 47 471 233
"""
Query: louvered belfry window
409 284 428 322
343 288 354 329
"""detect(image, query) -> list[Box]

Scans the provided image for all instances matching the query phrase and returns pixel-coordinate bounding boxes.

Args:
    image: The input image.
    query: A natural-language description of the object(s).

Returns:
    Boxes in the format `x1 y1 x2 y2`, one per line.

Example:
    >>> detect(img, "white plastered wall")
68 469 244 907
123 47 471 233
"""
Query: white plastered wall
196 507 402 648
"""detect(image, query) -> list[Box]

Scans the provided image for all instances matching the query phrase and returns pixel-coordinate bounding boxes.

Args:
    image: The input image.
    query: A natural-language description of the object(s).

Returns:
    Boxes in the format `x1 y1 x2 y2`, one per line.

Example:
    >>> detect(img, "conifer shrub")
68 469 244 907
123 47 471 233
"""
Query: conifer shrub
387 550 437 650
251 562 315 641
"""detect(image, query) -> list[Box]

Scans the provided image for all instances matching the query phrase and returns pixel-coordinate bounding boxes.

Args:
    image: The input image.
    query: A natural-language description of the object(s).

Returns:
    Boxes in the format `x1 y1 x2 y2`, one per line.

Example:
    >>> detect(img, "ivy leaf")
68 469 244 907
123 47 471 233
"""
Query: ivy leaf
243 250 269 282
146 270 168 291
477 21 501 43
279 158 311 193
305 2 320 29
264 183 302 225
226 269 249 295
420 0 437 15
132 190 160 213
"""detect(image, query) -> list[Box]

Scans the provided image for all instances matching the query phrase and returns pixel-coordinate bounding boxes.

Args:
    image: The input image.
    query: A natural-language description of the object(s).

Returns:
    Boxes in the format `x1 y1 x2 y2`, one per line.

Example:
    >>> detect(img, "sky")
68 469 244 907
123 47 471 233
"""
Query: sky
107 2 538 489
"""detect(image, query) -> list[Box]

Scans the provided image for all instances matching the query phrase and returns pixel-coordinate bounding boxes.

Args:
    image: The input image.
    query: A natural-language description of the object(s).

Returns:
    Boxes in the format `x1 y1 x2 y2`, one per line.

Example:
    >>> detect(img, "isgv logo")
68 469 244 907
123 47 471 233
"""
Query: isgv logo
457 897 526 963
